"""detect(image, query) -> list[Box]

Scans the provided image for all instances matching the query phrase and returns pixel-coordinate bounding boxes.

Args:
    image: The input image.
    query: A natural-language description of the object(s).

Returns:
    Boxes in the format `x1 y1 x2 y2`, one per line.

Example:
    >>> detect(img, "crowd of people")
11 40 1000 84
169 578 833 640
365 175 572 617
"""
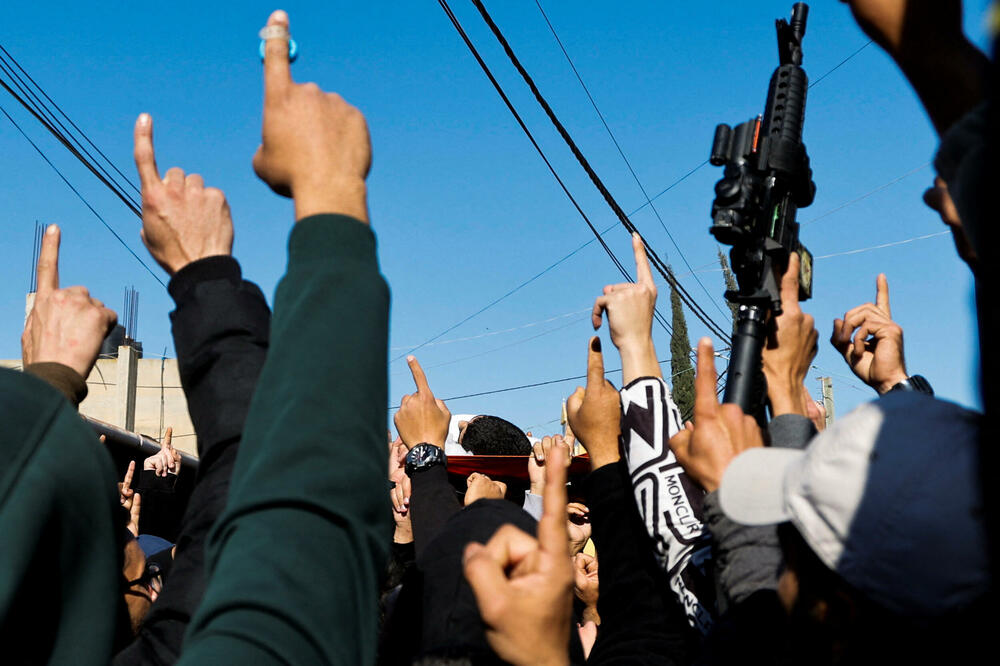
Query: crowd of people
0 1 993 664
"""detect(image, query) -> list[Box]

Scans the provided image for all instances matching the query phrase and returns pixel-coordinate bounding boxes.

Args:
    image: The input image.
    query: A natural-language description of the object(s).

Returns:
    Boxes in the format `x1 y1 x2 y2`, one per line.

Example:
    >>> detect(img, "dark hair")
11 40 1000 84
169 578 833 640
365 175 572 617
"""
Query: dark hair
462 416 531 456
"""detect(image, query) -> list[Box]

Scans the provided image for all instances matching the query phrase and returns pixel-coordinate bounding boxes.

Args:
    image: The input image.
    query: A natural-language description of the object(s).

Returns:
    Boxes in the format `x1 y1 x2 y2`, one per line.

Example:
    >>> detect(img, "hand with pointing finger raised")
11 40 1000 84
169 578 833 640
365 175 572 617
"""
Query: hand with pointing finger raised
464 444 574 666
22 225 118 381
592 232 660 384
831 273 907 394
761 253 818 417
253 10 371 223
133 114 233 276
566 337 621 471
393 356 451 450
669 338 765 492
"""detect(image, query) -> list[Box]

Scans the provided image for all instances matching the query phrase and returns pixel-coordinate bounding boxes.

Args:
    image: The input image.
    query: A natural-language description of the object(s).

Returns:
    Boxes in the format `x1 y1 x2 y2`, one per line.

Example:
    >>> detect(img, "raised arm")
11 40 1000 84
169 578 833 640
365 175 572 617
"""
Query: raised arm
178 11 389 665
591 233 715 632
568 338 694 664
115 111 272 664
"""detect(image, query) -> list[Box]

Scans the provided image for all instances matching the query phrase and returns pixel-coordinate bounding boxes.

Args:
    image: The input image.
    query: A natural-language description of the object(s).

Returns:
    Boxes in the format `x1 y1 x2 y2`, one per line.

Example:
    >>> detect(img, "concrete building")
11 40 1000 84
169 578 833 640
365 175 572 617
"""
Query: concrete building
1 350 198 457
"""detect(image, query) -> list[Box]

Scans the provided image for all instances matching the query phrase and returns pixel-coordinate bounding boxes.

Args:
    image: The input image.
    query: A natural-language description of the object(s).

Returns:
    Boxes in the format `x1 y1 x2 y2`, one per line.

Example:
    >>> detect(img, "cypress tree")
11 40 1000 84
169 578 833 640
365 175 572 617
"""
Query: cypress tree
718 248 739 332
669 284 695 420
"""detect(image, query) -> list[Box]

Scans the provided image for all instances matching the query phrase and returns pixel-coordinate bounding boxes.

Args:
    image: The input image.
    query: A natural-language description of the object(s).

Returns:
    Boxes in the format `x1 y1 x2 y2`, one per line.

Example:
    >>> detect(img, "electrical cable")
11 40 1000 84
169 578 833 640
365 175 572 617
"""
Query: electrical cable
406 0 674 365
389 358 694 410
0 44 141 198
534 0 731 322
0 49 141 215
0 101 165 287
0 61 142 218
401 17 878 365
466 0 732 344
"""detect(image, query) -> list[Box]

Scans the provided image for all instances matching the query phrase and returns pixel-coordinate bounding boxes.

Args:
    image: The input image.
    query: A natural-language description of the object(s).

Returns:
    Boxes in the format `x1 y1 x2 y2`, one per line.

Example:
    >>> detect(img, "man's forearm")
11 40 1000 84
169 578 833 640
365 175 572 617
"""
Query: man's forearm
179 215 391 665
898 38 990 137
168 255 271 458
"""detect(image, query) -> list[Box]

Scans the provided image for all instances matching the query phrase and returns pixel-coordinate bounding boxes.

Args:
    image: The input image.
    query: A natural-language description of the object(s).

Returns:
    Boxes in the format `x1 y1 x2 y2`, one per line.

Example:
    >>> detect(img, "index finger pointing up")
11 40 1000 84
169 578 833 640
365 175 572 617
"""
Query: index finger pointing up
779 252 801 308
875 273 891 318
538 443 569 556
632 232 654 286
36 224 60 294
133 113 160 187
585 337 605 389
693 337 719 420
263 10 293 99
407 356 431 394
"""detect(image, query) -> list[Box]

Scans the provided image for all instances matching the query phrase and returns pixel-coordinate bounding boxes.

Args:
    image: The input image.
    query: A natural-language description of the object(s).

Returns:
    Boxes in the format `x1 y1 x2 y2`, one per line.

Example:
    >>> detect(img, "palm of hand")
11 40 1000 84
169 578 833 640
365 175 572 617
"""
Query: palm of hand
567 521 591 550
848 337 902 388
486 553 572 665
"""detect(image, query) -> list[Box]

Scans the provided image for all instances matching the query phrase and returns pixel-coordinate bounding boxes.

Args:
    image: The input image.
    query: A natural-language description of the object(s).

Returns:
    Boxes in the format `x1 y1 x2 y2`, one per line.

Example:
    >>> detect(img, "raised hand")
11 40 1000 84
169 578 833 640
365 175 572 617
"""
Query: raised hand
573 552 600 614
393 356 451 449
144 426 179 477
566 337 621 470
119 460 136 510
566 503 592 556
387 435 407 480
592 233 660 382
464 444 574 666
831 274 907 394
127 492 142 538
527 434 572 496
761 253 818 417
389 465 413 543
669 339 765 492
253 10 372 223
133 114 234 276
464 472 508 506
22 225 117 379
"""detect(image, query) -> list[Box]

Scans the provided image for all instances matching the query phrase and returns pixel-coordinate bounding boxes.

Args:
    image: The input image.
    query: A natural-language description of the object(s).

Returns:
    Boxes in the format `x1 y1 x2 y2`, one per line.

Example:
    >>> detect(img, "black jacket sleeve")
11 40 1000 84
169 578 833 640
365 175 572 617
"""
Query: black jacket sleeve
115 255 270 666
409 464 462 560
583 461 694 665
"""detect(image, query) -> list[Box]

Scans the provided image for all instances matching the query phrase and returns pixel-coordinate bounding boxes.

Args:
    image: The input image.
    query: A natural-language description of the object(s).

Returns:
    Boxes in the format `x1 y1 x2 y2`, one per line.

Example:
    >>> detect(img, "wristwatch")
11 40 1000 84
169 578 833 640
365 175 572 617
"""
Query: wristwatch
888 375 934 396
405 443 446 476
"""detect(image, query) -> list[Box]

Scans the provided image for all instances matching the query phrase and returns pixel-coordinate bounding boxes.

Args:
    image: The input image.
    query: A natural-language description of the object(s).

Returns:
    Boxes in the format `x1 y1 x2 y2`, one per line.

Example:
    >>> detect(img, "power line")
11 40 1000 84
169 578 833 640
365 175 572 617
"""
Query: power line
388 358 694 410
390 307 588 351
802 162 930 225
534 0 731 323
807 40 873 89
0 44 141 198
0 101 165 287
0 51 142 217
410 0 674 366
466 0 732 343
396 9 879 371
813 231 949 259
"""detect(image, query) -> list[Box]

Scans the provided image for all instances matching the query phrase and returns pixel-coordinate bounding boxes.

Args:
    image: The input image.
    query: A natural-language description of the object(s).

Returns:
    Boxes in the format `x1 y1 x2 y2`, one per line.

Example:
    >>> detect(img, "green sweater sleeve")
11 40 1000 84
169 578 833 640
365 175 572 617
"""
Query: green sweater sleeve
179 215 392 665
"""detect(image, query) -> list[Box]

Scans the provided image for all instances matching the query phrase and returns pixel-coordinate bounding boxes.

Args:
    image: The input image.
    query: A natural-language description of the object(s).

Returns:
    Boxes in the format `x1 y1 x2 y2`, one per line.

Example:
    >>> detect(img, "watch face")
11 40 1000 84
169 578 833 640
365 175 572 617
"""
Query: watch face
407 444 444 473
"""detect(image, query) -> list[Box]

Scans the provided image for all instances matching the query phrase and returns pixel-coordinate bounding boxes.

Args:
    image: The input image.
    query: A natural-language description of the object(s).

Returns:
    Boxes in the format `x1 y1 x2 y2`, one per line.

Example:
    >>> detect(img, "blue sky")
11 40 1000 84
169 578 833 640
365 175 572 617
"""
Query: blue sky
0 1 989 434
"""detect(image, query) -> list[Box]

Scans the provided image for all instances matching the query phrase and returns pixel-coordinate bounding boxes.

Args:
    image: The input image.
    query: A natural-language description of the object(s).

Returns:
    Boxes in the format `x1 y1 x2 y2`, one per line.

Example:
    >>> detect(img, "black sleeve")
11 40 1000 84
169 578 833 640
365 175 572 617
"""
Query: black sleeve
408 464 462 560
114 255 271 666
583 461 694 665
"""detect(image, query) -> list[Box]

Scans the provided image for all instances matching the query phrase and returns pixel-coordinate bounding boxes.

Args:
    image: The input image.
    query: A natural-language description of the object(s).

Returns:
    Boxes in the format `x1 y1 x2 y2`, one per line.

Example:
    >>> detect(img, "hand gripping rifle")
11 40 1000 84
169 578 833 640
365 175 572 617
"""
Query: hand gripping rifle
709 2 816 416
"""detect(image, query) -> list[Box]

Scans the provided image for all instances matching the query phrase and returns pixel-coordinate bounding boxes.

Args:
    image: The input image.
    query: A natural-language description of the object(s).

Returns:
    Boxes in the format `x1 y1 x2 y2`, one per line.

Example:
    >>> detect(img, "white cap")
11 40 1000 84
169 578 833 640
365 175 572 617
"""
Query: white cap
719 392 987 616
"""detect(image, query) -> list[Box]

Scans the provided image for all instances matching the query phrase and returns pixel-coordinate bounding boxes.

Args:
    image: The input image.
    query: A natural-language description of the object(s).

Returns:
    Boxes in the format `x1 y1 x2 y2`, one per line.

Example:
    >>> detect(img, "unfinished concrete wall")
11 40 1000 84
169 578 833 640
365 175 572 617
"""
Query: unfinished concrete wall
1 354 197 456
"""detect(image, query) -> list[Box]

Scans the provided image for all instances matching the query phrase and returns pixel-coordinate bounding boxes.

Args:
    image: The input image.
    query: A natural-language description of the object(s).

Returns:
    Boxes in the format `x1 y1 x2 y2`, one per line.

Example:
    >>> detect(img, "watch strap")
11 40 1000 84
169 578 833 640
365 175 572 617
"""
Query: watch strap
888 374 934 396
405 443 446 476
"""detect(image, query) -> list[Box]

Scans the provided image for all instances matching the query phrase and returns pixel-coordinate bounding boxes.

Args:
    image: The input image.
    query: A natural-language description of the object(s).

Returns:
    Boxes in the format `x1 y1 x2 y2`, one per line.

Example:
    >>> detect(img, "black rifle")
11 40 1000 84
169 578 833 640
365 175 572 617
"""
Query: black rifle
709 2 816 416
